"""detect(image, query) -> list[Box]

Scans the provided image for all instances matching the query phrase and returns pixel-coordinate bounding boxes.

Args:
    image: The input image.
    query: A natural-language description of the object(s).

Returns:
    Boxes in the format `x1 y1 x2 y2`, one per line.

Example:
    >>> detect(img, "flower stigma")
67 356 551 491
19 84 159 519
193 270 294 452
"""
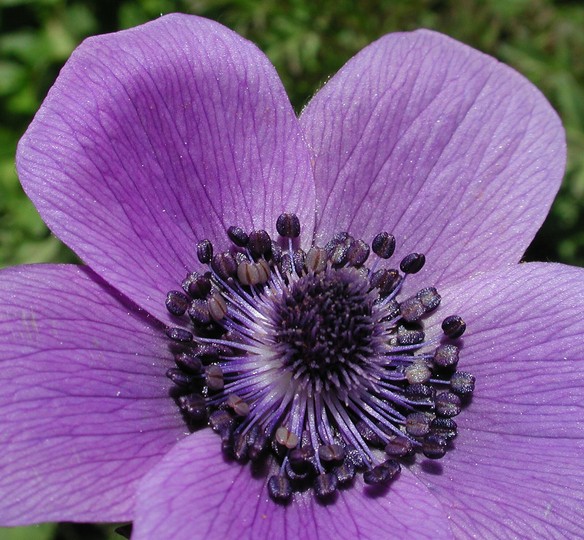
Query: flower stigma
164 213 475 503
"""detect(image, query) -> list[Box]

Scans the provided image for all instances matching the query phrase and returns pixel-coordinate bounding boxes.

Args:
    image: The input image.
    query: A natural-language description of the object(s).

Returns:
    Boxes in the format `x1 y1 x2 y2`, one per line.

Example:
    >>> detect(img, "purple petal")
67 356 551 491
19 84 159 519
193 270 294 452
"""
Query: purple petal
17 14 315 323
300 30 565 290
0 265 185 525
417 263 584 537
133 429 453 540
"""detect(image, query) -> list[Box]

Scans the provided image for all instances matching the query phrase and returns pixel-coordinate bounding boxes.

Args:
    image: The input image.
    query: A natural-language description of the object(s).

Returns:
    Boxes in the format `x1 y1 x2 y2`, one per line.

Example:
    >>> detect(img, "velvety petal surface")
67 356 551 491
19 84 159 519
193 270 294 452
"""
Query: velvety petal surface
300 30 565 291
132 429 453 540
17 14 315 324
417 263 584 538
0 265 185 525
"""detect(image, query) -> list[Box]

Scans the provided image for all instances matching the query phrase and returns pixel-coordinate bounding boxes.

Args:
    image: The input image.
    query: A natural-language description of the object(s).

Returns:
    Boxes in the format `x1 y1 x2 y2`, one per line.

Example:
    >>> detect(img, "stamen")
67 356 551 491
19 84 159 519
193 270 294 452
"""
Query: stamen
433 344 459 368
268 475 292 502
314 473 338 498
442 315 467 338
422 433 447 459
248 230 272 259
165 290 190 316
385 435 413 457
163 214 474 504
400 253 425 274
196 239 213 264
211 253 237 280
450 371 476 395
165 327 193 342
372 232 396 259
276 213 301 238
435 392 462 417
183 273 212 299
363 459 400 486
178 393 207 422
227 226 249 247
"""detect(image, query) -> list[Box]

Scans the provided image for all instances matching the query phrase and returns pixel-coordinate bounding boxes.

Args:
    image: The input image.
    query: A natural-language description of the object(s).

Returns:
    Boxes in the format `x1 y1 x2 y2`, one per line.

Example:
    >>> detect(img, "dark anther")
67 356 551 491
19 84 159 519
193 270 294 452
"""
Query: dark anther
208 410 234 438
305 246 327 273
329 242 350 267
405 383 435 403
442 315 466 338
385 435 413 457
314 473 338 498
347 239 370 266
435 392 462 417
405 412 432 437
205 365 224 391
227 226 249 247
370 268 401 297
248 230 272 259
344 445 366 469
400 253 426 274
268 475 292 503
184 273 212 299
450 371 476 396
196 239 213 264
400 297 426 323
211 252 237 280
396 324 425 346
178 393 207 422
187 299 211 326
293 249 306 276
165 290 190 316
416 287 441 311
333 462 355 484
289 445 315 474
285 460 311 481
433 344 460 368
372 232 396 259
226 394 250 417
195 344 221 362
276 213 301 238
405 361 432 384
356 421 384 447
430 417 458 440
318 443 346 465
422 433 447 459
175 352 203 374
325 231 350 253
247 427 268 461
166 368 193 388
165 327 193 343
363 459 400 485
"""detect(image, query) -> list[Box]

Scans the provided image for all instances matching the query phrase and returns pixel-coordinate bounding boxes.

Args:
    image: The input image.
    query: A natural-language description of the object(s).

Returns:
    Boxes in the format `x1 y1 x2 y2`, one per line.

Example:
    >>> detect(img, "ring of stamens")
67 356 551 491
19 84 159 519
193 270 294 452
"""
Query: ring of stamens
164 213 475 503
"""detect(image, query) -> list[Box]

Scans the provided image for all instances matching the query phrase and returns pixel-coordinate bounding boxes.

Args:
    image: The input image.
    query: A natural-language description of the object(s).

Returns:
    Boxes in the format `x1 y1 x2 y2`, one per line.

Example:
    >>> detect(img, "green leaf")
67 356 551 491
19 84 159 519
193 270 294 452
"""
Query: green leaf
1 523 57 540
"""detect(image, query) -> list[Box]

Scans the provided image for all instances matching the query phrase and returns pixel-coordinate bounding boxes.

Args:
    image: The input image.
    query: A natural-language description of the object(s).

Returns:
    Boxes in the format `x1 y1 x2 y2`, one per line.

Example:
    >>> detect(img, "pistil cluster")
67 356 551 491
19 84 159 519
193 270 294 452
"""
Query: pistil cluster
164 213 475 502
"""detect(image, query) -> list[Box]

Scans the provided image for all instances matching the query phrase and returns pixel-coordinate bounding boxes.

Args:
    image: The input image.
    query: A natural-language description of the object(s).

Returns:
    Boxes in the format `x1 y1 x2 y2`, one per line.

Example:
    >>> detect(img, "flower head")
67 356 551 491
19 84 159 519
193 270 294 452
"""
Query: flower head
1 13 583 539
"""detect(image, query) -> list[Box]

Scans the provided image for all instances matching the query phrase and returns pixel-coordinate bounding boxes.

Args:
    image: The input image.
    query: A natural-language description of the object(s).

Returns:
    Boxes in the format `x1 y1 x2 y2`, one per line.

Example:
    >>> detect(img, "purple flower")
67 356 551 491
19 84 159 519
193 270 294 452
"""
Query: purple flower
1 13 583 539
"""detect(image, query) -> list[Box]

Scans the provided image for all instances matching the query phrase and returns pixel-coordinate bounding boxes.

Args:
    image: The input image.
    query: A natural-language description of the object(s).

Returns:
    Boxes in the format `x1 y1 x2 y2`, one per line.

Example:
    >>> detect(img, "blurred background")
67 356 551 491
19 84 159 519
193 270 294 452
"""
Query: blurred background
1 0 583 538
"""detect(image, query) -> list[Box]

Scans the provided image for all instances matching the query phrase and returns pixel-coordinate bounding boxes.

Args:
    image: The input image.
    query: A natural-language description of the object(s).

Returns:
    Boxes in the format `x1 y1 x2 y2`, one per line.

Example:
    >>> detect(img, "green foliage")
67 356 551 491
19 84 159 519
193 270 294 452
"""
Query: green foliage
1 0 584 268
1 524 56 540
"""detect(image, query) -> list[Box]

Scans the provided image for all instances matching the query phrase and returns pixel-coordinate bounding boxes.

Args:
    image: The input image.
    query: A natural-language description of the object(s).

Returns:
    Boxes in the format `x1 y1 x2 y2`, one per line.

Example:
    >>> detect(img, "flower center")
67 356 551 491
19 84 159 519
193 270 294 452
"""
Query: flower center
274 267 376 395
164 213 475 503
